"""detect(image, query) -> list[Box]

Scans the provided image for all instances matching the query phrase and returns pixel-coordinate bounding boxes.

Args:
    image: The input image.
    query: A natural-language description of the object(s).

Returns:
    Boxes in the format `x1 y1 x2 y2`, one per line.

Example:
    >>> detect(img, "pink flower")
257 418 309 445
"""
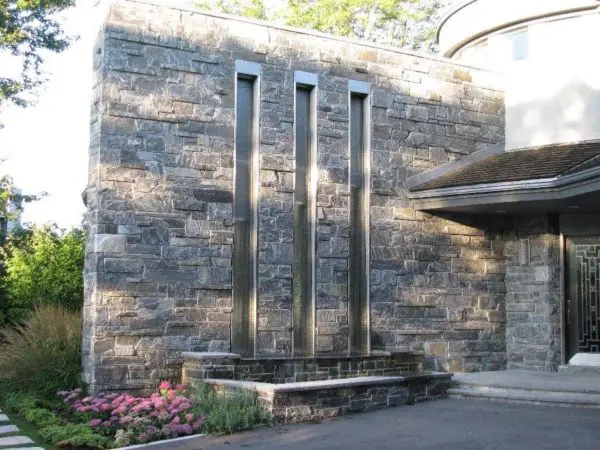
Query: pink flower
89 419 102 427
113 405 127 415
185 413 194 423
175 384 185 391
137 432 149 443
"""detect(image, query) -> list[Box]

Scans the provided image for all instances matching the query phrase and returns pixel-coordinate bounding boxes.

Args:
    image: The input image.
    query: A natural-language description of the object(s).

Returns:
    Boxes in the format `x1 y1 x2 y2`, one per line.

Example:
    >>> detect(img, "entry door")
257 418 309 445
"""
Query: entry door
566 237 600 359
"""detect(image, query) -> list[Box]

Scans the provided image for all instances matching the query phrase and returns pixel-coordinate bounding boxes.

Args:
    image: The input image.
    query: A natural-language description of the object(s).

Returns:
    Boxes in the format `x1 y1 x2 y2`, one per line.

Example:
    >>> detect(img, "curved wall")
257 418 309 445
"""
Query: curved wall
439 0 600 150
438 0 598 59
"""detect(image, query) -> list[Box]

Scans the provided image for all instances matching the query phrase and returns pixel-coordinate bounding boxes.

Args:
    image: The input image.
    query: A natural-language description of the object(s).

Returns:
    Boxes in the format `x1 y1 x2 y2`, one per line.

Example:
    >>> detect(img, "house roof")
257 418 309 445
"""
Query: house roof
411 142 600 192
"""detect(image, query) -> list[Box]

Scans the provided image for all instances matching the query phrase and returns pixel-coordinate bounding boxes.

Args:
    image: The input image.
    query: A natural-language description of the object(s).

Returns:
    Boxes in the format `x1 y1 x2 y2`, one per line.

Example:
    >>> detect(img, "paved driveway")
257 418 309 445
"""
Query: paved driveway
198 399 600 450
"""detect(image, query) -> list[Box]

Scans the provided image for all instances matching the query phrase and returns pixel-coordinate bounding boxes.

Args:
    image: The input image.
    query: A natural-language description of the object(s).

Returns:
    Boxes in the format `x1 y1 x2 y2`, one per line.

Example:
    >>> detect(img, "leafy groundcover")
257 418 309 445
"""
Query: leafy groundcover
3 381 267 449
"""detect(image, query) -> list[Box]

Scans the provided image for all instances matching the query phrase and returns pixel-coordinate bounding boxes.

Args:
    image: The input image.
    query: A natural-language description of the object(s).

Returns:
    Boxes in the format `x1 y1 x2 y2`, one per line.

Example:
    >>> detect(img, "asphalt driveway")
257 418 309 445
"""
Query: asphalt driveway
198 399 600 450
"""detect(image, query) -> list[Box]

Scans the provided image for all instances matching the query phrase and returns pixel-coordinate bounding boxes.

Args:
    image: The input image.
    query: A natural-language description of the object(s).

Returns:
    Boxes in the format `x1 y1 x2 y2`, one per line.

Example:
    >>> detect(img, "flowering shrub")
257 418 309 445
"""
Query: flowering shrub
58 382 206 447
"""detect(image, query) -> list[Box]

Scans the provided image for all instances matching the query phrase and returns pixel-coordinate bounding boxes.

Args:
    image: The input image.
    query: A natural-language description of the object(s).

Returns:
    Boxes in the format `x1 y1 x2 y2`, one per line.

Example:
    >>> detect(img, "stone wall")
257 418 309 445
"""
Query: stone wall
203 374 452 424
504 215 562 371
83 0 506 392
181 352 423 384
378 213 508 373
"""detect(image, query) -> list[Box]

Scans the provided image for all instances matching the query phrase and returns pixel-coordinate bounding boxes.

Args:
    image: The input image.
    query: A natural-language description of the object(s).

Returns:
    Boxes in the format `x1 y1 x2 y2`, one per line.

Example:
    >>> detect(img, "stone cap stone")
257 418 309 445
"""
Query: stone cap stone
203 373 451 394
203 376 407 394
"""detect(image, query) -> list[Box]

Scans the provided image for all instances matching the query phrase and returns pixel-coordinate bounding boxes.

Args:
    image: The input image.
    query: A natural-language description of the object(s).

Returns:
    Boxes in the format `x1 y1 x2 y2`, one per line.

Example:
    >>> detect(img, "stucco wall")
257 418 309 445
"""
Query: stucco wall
438 0 598 58
505 13 600 150
83 0 506 392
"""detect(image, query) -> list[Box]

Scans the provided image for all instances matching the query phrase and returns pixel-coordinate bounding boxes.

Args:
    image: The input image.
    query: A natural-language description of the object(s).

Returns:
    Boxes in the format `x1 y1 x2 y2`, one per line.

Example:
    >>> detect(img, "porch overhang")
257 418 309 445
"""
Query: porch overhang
407 141 600 214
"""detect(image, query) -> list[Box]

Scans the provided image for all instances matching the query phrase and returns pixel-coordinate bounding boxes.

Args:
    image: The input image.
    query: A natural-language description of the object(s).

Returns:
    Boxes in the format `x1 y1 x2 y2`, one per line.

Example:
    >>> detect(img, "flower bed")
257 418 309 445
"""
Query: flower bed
59 382 206 447
2 380 267 449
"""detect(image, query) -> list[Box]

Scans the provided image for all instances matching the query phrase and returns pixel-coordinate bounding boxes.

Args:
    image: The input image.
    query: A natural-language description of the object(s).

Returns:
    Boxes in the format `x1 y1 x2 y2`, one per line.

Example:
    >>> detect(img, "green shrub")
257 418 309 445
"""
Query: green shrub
23 407 61 428
1 392 39 412
0 305 82 400
39 423 110 449
0 225 85 325
2 391 110 449
191 383 267 434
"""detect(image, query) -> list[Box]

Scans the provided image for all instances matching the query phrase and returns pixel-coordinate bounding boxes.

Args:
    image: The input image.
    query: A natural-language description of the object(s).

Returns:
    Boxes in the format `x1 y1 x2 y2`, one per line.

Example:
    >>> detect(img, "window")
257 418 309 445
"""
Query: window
348 81 370 355
232 61 260 356
292 72 317 356
509 29 529 61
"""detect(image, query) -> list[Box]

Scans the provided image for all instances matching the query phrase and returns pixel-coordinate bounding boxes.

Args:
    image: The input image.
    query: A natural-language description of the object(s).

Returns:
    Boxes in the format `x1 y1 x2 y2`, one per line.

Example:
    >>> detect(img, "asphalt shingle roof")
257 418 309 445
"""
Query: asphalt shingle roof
411 142 600 192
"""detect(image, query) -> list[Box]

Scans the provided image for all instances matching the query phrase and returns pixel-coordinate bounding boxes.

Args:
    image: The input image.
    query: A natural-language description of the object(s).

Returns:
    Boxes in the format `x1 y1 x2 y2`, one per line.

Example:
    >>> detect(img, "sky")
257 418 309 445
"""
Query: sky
0 0 455 229
0 1 97 229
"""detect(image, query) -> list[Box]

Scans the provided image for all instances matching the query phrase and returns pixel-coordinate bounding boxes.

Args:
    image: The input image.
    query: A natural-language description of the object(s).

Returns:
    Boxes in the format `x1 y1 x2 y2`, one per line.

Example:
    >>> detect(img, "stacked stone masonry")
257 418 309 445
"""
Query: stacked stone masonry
203 374 452 424
83 0 562 393
504 216 562 371
181 352 424 384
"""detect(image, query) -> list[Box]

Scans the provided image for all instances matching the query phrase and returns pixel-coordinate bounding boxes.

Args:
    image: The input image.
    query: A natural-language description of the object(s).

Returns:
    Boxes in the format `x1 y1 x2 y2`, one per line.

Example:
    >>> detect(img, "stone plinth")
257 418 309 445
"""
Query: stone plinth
203 372 452 423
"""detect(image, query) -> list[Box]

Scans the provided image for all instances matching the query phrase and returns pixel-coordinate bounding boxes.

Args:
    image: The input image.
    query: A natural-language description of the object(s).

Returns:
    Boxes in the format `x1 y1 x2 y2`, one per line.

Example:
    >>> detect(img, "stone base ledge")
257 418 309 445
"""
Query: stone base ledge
200 372 452 423
204 376 406 393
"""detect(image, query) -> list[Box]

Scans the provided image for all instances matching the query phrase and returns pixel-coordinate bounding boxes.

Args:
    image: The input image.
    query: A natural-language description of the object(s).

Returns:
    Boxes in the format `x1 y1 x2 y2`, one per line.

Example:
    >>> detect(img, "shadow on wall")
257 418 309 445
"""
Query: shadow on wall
83 1 508 392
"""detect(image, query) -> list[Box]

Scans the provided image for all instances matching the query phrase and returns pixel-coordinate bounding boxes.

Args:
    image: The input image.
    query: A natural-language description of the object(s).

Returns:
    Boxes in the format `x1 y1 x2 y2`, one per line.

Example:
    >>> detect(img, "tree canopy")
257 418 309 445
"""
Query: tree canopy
0 0 75 108
198 0 444 51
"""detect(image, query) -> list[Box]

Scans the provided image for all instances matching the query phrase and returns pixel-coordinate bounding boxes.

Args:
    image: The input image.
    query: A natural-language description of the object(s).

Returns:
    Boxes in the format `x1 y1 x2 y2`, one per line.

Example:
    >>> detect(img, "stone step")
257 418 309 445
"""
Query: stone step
0 416 7 423
2 448 45 450
448 386 600 408
558 364 600 375
0 425 18 435
0 435 34 447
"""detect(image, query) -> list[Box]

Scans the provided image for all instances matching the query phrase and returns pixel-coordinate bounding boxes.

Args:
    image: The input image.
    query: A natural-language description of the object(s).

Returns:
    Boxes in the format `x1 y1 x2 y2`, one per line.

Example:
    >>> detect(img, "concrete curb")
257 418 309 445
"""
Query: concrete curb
114 433 207 450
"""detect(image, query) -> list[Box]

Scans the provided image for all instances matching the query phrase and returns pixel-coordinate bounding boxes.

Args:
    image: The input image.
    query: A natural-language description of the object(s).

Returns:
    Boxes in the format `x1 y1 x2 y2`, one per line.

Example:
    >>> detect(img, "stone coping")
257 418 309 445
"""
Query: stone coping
203 372 451 394
182 350 424 362
237 351 423 362
181 352 241 360
108 0 503 73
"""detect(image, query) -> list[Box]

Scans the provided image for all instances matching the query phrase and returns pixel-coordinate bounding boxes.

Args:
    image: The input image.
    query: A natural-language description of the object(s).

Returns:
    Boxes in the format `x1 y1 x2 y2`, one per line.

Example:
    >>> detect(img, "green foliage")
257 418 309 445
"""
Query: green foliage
0 0 75 107
2 391 39 412
198 0 444 51
0 164 42 239
191 382 267 434
39 423 110 449
2 391 110 450
198 0 267 19
0 305 83 401
0 225 85 324
24 407 62 428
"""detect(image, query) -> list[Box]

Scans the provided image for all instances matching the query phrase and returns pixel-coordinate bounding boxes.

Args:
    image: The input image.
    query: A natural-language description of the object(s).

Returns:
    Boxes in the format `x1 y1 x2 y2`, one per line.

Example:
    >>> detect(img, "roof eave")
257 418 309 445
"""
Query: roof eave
408 165 600 211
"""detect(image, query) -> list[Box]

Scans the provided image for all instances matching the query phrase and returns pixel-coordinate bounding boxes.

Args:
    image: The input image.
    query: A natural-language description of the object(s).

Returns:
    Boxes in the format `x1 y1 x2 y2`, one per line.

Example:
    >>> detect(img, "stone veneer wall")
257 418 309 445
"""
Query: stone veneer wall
83 0 506 392
504 215 562 371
